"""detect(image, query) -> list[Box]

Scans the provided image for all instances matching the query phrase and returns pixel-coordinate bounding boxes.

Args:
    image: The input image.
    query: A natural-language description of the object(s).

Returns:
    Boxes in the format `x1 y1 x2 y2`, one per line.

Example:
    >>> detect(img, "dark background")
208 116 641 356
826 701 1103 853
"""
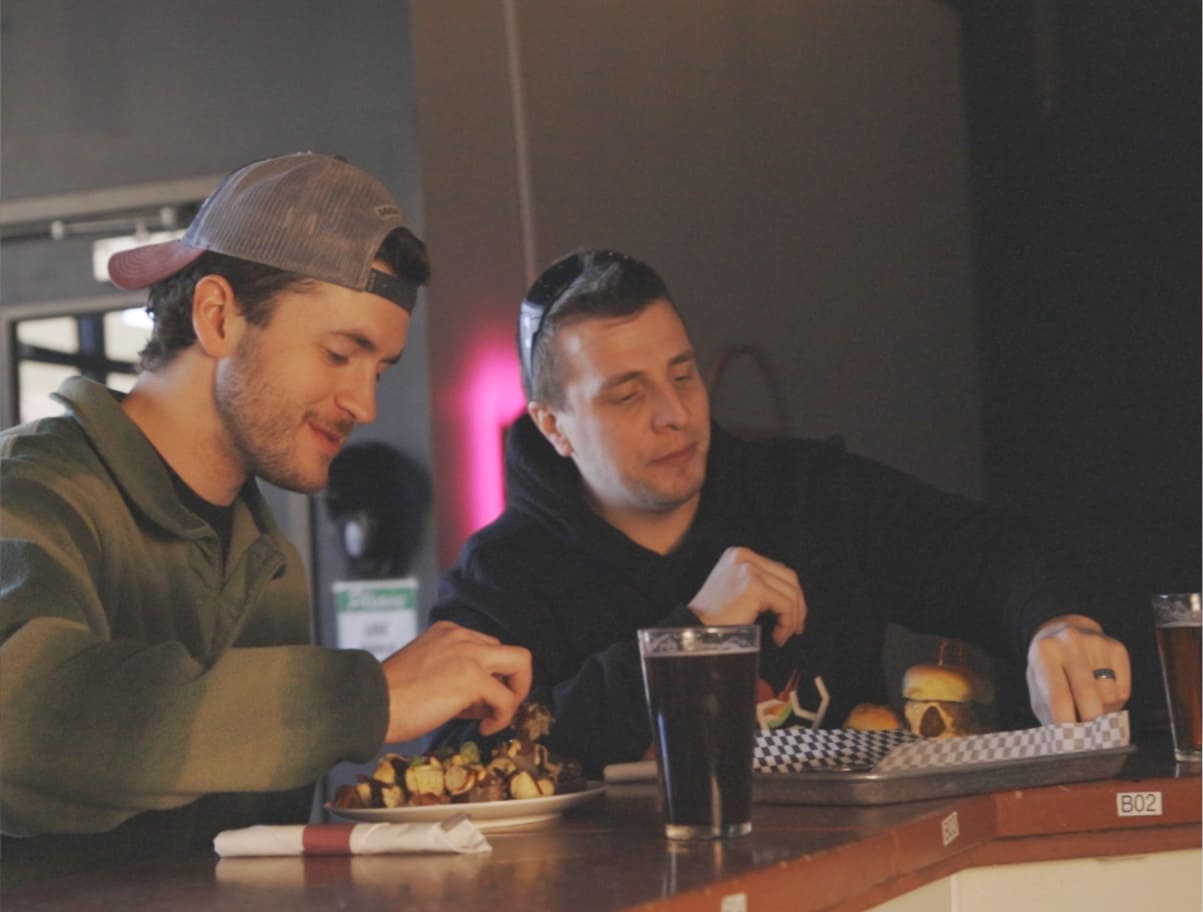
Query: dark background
957 0 1199 730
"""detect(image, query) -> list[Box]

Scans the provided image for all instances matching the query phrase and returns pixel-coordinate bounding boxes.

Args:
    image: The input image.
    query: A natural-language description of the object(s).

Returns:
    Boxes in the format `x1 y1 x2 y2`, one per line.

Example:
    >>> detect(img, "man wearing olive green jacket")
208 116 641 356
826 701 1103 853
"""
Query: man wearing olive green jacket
0 153 530 885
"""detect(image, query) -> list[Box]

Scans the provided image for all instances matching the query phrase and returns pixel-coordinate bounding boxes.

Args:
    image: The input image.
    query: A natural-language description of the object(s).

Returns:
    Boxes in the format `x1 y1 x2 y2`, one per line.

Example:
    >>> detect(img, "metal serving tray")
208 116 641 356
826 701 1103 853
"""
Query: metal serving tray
752 744 1135 806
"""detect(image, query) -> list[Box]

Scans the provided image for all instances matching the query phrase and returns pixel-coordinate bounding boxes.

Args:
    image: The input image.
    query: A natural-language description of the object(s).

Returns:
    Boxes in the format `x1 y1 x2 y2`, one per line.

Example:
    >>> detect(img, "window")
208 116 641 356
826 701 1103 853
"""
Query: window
2 295 150 427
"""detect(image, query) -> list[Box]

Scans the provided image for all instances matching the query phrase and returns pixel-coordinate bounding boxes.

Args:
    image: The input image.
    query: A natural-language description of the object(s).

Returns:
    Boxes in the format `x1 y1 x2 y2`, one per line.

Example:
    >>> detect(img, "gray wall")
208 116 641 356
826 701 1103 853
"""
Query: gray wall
4 0 979 581
413 0 980 567
4 0 986 697
0 0 440 633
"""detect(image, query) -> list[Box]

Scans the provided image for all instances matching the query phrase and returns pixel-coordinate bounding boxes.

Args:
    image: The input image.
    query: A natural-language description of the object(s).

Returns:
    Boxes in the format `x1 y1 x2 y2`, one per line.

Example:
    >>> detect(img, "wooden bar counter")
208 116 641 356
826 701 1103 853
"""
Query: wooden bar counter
5 745 1198 911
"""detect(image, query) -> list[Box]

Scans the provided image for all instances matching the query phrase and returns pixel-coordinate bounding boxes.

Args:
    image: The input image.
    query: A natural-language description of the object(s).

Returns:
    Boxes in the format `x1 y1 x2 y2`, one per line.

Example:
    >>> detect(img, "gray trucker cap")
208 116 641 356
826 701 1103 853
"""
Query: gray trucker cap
107 152 417 311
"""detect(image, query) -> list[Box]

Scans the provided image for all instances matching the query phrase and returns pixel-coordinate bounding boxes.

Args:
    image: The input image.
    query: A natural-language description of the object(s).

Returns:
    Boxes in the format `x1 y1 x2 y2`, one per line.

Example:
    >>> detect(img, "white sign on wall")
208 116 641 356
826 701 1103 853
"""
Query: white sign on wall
332 577 419 660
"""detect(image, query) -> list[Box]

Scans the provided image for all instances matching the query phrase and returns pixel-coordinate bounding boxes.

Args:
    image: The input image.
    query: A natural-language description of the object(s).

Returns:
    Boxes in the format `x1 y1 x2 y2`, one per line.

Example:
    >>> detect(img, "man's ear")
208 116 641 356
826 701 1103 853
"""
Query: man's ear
191 275 243 358
528 401 573 458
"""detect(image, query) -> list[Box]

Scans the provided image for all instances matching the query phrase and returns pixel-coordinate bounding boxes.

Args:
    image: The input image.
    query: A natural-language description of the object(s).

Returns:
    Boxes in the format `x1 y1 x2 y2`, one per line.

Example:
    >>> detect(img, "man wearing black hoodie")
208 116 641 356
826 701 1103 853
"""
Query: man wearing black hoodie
430 249 1131 776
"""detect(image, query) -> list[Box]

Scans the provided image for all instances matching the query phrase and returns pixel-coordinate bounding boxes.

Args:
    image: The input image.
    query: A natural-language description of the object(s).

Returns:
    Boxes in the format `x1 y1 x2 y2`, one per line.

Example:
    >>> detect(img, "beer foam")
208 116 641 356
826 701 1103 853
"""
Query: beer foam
638 626 760 656
654 645 760 656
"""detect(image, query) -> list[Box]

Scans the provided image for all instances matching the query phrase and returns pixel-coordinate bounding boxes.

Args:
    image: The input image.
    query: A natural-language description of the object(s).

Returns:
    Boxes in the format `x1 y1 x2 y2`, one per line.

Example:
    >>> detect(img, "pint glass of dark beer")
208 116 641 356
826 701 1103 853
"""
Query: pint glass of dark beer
1152 593 1202 763
637 625 760 839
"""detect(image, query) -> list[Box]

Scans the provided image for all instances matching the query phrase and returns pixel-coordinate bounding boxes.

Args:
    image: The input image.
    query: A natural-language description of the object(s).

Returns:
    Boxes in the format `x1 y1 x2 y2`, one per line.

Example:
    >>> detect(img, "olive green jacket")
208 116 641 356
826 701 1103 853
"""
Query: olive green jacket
0 378 387 880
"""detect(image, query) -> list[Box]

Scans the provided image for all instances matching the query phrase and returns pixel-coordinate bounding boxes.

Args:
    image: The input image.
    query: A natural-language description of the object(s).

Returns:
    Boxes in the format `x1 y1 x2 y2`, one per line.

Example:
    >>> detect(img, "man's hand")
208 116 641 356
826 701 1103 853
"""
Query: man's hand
379 621 532 744
688 546 807 646
1026 614 1131 724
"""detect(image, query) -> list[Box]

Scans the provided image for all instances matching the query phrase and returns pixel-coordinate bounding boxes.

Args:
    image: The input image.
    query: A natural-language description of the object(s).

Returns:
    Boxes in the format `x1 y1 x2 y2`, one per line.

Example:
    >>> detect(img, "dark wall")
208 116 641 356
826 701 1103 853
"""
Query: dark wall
959 1 1200 728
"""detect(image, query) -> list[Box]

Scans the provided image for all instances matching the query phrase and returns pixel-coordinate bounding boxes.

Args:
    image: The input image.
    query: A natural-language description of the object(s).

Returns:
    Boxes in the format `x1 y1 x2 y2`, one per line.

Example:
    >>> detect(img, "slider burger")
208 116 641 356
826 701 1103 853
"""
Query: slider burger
843 703 905 731
902 664 994 739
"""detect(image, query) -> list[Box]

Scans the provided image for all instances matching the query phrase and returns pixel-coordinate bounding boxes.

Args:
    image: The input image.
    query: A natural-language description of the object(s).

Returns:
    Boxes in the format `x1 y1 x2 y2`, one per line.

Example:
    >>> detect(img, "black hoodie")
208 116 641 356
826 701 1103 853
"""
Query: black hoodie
430 415 1087 776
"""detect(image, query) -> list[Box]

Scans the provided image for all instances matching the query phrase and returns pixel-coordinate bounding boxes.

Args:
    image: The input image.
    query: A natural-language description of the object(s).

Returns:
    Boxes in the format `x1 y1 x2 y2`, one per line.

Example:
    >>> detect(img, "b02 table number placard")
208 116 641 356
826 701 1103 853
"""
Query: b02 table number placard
1115 791 1163 817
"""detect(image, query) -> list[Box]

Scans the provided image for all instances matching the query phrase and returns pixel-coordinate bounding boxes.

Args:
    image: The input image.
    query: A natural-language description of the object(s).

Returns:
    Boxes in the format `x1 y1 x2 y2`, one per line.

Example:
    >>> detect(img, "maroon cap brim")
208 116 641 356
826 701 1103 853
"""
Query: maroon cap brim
107 239 205 290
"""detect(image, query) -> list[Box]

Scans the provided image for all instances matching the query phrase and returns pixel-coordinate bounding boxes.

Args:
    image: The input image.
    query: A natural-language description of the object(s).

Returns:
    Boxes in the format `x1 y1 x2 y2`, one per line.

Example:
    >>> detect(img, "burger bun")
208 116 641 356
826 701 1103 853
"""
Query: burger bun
843 703 906 732
901 663 995 739
902 663 994 705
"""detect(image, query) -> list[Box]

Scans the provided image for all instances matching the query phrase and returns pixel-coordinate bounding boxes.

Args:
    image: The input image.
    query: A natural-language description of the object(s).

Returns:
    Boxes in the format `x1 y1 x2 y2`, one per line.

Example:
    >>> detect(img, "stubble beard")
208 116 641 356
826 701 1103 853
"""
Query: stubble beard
214 335 331 495
632 474 704 515
627 451 707 515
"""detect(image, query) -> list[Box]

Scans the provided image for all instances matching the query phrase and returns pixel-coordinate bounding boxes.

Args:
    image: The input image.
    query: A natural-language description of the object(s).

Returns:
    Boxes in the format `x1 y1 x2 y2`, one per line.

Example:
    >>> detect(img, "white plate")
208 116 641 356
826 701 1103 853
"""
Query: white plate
326 782 607 831
603 760 657 783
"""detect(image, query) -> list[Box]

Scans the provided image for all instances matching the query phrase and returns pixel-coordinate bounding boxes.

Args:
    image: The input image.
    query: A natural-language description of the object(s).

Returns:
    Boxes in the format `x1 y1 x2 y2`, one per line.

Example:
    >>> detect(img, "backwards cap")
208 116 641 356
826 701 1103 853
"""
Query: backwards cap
107 152 417 311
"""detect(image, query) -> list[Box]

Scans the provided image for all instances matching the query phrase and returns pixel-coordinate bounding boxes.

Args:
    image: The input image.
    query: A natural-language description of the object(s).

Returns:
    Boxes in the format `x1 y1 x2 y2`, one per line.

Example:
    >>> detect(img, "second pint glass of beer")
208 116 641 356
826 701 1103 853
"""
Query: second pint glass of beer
637 625 760 839
1152 593 1202 763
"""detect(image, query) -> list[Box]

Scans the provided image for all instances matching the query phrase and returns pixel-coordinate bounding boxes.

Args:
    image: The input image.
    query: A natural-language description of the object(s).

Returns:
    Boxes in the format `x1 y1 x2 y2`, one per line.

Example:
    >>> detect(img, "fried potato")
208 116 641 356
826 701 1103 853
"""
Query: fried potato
334 702 585 808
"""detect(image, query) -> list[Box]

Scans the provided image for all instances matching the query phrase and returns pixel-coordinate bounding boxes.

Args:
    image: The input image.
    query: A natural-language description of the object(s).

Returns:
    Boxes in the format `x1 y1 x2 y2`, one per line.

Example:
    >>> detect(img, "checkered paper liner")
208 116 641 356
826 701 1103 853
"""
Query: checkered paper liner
875 711 1129 772
754 711 1129 775
755 727 917 773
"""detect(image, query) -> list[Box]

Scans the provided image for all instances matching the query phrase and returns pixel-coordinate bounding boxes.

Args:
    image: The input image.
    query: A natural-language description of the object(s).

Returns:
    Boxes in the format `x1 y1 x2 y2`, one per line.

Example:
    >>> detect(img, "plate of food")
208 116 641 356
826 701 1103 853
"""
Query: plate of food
326 703 606 830
329 782 607 830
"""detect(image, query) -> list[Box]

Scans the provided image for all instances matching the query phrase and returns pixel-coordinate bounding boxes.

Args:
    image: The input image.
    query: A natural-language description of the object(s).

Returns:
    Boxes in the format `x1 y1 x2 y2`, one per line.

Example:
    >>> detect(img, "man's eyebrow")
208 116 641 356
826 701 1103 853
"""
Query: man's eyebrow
330 330 403 365
599 369 645 391
599 349 697 390
668 349 697 369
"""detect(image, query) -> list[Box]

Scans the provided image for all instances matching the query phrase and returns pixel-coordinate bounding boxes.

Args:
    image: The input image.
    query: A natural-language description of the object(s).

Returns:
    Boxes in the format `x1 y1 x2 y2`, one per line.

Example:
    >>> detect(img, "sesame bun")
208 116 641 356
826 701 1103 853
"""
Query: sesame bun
843 703 905 731
902 664 994 705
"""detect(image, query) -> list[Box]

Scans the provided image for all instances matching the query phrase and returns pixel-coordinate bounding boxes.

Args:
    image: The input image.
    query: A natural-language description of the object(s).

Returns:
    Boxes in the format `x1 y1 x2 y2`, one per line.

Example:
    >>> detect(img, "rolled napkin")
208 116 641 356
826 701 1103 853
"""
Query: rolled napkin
213 814 491 857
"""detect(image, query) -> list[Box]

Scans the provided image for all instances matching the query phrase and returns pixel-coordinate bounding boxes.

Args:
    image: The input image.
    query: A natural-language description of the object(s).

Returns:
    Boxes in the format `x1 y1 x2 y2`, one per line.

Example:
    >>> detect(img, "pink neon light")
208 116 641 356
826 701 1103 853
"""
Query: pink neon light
462 342 526 533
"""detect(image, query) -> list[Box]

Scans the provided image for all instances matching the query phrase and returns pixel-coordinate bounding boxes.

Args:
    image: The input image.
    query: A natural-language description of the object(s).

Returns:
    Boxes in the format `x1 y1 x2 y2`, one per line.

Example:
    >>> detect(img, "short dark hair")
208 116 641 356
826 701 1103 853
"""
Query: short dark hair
519 249 673 406
137 226 430 371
